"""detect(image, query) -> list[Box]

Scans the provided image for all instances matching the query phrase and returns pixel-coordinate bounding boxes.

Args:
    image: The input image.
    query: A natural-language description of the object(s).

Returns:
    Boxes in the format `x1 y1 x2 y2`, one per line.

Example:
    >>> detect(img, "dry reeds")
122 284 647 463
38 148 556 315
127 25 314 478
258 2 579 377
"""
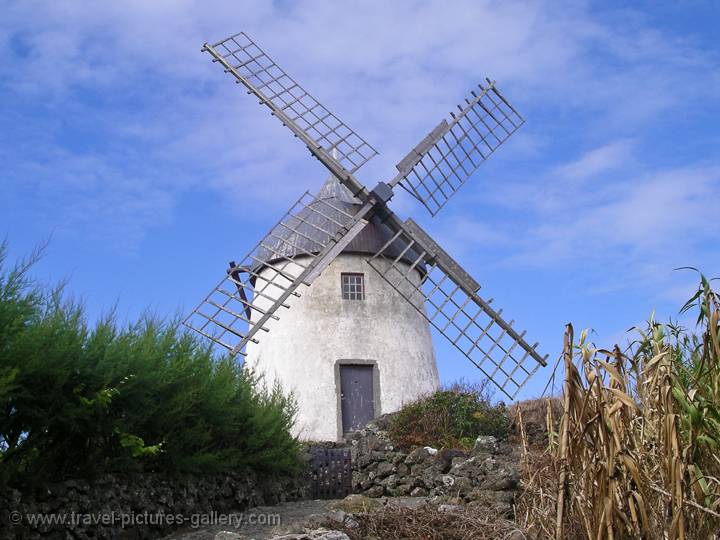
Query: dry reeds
517 272 720 539
325 503 523 540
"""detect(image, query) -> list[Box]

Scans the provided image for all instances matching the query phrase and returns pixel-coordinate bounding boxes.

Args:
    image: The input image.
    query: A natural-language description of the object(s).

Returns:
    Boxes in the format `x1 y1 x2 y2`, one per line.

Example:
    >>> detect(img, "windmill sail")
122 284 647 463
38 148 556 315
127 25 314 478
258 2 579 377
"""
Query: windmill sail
189 31 548 400
390 81 525 216
367 217 547 399
203 32 378 176
184 190 372 356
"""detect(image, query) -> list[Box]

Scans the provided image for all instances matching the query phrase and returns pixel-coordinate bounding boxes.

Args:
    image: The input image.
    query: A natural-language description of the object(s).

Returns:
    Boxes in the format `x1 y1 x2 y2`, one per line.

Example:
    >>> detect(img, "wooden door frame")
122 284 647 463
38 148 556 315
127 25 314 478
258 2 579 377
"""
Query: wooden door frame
334 359 381 440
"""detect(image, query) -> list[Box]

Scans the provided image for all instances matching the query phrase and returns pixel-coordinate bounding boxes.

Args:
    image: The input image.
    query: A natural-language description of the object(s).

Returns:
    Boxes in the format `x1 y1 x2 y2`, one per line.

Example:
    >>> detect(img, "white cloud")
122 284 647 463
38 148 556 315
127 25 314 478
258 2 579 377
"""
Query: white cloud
428 216 513 262
1 0 718 253
554 140 634 181
490 161 720 297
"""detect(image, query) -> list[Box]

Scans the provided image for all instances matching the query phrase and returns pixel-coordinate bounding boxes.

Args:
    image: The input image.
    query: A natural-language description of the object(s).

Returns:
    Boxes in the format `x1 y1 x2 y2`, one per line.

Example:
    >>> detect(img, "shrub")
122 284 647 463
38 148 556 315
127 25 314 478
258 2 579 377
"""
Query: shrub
389 380 509 450
0 244 300 486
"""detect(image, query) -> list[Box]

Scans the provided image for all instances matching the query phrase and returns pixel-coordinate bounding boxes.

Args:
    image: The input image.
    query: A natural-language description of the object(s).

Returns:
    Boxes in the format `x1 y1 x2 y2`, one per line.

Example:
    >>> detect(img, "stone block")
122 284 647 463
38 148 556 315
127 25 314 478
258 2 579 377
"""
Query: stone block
473 435 498 455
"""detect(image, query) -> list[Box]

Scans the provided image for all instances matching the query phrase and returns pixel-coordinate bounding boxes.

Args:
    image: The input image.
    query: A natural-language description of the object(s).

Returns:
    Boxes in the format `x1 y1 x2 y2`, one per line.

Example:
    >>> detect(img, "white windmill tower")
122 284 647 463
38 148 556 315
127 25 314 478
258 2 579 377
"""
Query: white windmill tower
185 32 548 442
243 172 439 441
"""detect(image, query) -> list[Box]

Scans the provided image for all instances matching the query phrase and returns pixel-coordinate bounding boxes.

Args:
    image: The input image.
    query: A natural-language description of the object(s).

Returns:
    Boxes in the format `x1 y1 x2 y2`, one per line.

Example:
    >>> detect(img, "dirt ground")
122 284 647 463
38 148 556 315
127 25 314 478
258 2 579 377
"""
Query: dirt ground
162 499 342 540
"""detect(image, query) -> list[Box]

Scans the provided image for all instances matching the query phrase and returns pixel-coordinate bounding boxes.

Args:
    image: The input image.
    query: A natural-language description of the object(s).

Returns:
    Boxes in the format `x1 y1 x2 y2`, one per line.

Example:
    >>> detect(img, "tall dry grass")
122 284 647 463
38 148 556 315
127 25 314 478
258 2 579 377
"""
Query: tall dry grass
516 272 720 539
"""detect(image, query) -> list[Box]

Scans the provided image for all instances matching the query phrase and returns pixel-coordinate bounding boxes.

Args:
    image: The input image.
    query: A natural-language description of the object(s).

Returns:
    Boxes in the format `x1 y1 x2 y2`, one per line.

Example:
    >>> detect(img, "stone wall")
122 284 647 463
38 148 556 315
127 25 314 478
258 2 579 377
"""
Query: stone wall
0 469 308 540
345 415 520 516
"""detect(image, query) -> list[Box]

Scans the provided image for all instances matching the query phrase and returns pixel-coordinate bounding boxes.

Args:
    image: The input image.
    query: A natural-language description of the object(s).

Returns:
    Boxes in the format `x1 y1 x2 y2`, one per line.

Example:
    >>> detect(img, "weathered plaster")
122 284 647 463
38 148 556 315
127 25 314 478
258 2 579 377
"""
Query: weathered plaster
245 253 439 441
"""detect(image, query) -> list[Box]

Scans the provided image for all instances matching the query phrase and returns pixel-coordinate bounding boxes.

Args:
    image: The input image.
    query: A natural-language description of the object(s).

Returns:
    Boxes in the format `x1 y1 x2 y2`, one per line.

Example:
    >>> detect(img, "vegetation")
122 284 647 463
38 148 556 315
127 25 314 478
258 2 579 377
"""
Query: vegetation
389 380 510 450
326 503 521 540
517 271 720 539
0 245 300 487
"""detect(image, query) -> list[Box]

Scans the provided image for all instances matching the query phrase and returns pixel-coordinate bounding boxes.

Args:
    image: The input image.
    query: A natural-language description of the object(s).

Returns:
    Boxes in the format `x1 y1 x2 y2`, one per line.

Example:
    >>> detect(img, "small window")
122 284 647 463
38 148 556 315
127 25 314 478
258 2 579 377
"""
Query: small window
341 273 365 300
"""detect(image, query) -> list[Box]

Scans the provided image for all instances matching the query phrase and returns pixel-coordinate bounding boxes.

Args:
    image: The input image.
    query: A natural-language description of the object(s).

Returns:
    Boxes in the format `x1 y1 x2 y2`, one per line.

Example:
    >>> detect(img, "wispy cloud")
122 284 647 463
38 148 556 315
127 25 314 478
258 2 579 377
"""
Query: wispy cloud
554 140 635 181
1 0 718 254
2 1 718 399
490 154 720 296
526 164 720 260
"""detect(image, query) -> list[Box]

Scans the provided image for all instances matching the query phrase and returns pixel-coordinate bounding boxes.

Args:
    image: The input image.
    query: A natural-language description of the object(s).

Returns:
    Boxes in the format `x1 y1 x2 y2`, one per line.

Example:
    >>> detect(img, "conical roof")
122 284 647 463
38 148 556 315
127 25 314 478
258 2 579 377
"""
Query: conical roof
253 175 417 270
316 173 362 205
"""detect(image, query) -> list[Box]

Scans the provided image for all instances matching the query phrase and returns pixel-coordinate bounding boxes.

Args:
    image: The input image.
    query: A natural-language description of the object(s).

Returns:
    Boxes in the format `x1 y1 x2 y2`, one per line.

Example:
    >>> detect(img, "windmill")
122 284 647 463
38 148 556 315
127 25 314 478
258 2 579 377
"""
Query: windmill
184 32 548 440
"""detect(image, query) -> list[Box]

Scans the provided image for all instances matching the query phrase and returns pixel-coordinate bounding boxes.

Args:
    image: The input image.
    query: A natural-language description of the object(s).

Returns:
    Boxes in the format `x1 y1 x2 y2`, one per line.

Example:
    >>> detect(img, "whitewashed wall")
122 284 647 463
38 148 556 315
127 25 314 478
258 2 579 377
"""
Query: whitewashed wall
245 253 439 441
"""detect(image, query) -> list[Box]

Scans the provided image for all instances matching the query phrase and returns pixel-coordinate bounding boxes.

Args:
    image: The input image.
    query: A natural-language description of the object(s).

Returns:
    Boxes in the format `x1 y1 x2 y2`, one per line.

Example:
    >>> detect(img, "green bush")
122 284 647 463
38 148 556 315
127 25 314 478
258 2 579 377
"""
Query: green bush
389 380 509 451
0 245 300 486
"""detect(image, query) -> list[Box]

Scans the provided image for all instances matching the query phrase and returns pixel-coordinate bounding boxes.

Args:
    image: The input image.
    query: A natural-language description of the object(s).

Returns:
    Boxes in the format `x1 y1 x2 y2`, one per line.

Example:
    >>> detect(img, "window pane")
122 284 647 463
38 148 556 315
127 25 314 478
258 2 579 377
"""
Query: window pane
341 273 364 300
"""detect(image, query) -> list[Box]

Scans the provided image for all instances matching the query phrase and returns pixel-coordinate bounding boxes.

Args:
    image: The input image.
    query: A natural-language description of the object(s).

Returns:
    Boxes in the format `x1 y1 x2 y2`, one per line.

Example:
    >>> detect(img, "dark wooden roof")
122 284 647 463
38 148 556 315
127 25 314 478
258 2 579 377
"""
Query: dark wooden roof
254 175 418 269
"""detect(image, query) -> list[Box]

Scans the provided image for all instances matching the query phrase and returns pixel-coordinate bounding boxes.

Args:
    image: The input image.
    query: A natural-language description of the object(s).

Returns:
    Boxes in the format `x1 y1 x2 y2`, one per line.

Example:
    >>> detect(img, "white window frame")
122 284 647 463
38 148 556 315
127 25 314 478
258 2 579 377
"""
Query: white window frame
341 273 365 300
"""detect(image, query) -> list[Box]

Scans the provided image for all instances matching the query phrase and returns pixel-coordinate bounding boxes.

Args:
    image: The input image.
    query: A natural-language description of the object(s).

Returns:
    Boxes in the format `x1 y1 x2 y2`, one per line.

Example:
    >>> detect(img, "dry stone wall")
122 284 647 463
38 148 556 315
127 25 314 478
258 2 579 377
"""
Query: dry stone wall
345 414 521 516
0 470 308 540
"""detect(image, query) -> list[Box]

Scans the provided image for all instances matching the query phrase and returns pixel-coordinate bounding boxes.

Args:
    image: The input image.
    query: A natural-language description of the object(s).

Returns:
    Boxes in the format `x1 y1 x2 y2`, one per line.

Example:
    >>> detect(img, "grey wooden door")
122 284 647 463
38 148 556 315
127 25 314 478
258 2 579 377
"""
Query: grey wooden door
340 365 375 433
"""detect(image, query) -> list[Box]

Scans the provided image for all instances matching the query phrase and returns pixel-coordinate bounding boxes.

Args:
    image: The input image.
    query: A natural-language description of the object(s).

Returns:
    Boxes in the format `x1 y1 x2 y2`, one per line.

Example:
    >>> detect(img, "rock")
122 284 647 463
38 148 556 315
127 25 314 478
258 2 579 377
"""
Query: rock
473 435 498 455
437 448 467 473
388 482 412 497
329 494 383 513
381 474 400 489
5 489 22 507
65 479 89 494
404 447 431 465
410 463 426 476
442 476 472 497
359 476 374 490
352 470 363 485
421 466 441 489
309 529 351 540
348 410 522 520
324 510 359 529
495 440 514 456
272 530 350 540
481 456 498 472
323 509 347 523
1 468 309 539
441 475 455 487
215 532 245 540
356 453 374 468
438 504 463 513
479 466 519 491
450 455 481 478
385 496 429 510
391 452 408 465
376 461 395 479
410 486 428 497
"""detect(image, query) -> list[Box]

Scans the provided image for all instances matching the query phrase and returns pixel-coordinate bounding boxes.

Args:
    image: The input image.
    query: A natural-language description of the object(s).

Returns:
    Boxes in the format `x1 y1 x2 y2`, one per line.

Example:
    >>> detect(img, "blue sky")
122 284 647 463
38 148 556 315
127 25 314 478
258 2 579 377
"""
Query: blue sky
1 0 718 400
